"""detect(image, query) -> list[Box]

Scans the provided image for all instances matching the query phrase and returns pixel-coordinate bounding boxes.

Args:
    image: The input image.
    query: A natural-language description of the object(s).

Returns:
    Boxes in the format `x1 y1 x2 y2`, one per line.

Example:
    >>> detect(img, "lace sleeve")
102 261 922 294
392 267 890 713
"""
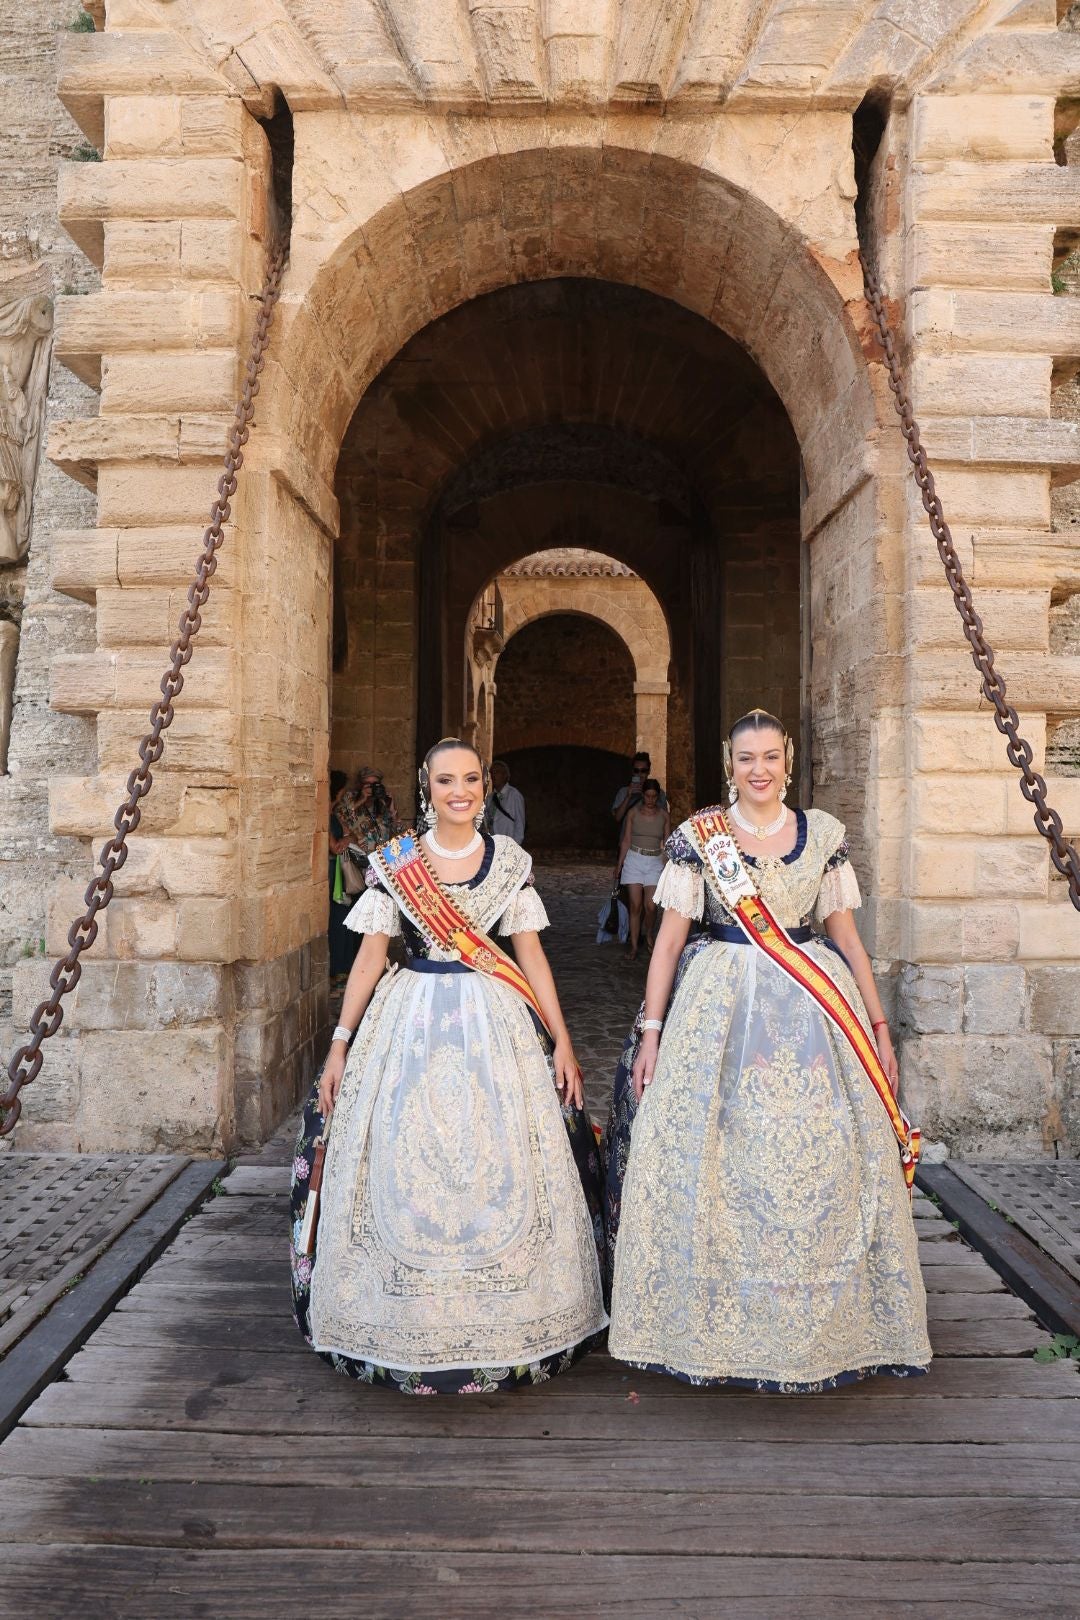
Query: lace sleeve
498 881 550 936
344 886 401 937
653 823 705 920
815 840 862 922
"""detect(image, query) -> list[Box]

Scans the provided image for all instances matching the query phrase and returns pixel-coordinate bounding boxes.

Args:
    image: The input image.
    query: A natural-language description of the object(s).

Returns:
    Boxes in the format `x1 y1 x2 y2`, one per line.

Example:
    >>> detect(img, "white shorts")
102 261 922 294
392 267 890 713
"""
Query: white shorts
622 850 664 888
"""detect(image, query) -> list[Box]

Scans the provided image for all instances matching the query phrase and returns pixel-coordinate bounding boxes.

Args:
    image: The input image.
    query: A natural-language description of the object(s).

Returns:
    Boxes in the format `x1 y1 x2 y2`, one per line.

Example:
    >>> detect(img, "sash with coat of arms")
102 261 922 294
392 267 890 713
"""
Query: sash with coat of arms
369 832 554 1038
685 807 921 1193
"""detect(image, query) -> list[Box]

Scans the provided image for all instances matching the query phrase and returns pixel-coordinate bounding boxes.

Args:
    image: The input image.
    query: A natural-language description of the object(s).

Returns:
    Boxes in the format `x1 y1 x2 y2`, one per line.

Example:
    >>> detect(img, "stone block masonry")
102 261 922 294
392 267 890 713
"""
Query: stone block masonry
0 1 1073 1155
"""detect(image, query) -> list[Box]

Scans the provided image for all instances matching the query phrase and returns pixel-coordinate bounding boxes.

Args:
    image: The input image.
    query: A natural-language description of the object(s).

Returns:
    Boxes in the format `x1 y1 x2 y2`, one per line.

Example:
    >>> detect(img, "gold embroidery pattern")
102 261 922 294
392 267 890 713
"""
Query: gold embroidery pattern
609 814 930 1385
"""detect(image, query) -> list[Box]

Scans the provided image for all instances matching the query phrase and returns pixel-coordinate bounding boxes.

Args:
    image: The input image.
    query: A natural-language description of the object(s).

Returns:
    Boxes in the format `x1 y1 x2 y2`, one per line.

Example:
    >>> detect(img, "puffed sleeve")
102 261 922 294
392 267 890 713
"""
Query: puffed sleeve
653 824 705 921
344 868 402 936
815 828 862 922
498 874 550 935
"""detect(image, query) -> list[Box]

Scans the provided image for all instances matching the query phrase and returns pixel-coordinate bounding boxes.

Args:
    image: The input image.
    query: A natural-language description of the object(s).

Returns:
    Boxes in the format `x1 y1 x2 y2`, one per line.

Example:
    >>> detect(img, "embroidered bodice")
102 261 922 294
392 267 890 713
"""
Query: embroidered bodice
344 833 549 957
654 807 861 931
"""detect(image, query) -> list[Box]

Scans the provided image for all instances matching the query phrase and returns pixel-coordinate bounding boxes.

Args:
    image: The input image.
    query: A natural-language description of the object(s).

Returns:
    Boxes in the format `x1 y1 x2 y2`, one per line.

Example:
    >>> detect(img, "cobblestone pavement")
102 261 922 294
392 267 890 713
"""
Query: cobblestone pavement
534 862 647 1122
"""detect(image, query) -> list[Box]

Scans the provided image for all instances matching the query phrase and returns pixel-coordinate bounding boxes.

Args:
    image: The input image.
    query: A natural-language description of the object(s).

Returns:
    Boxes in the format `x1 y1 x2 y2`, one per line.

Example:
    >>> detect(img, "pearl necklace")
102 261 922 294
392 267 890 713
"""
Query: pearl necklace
424 828 483 861
730 801 788 840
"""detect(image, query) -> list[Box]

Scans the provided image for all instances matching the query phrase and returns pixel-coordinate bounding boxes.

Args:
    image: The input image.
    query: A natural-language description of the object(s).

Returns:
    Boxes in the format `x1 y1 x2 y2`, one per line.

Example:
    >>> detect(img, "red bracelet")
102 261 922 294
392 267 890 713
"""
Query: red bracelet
872 1020 889 1033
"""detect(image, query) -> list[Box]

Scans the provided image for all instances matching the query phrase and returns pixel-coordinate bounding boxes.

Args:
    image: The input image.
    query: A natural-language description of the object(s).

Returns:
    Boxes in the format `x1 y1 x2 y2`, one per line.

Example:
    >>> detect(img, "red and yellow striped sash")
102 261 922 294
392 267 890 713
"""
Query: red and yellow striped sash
688 809 920 1192
370 833 552 1038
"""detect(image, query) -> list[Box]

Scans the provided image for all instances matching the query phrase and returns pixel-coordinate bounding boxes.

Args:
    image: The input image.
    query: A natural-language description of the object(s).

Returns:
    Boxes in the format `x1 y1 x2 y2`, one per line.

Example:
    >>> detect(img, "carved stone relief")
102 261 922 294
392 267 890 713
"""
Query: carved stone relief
0 273 53 774
0 281 53 566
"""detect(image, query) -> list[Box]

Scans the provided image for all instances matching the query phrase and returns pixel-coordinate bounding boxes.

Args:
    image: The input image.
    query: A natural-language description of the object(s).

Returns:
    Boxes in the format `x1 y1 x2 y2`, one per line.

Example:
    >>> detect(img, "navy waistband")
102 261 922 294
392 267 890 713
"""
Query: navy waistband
708 922 814 945
404 955 471 974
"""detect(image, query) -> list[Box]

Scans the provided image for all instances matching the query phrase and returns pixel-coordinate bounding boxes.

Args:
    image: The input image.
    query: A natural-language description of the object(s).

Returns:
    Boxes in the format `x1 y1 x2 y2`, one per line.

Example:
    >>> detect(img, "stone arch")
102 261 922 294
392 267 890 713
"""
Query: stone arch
273 137 874 541
479 563 671 785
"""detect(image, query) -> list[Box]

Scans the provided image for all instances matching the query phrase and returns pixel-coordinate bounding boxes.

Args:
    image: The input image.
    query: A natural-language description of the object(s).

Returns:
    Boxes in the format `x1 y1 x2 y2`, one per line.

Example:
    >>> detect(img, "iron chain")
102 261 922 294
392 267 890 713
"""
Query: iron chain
0 242 288 1136
860 251 1080 914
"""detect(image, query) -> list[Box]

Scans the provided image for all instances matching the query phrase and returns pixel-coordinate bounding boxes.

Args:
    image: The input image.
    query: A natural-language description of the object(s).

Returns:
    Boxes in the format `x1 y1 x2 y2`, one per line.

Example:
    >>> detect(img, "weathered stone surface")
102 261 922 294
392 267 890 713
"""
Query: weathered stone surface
962 966 1028 1037
1030 967 1080 1035
896 963 963 1035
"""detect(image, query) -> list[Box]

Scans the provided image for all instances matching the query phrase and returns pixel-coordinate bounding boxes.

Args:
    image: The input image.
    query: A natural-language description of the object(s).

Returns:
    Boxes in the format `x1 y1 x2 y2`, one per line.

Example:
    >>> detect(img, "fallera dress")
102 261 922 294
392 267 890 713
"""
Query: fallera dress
291 833 608 1394
604 807 931 1391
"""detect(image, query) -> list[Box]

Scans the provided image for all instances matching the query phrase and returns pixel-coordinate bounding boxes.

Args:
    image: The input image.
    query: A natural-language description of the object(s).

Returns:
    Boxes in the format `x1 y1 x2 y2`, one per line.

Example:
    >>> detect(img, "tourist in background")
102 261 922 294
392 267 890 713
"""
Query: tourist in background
612 751 667 833
328 770 360 983
614 777 668 961
486 758 526 844
337 765 397 858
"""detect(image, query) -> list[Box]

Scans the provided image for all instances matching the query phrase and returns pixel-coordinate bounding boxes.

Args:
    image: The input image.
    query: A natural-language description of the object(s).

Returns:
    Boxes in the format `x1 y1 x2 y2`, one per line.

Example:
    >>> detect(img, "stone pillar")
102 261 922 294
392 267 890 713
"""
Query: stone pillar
892 91 1079 1154
633 680 670 788
37 25 329 1150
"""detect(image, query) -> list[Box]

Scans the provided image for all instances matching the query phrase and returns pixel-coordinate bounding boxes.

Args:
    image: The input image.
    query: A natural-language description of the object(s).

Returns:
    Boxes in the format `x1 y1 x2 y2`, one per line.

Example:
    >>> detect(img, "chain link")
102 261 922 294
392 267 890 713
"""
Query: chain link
860 250 1080 914
0 241 288 1137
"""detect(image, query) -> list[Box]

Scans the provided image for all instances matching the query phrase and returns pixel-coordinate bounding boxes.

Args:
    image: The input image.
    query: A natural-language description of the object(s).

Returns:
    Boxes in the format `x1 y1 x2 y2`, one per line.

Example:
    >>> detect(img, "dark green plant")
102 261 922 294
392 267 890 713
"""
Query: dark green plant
1033 1333 1080 1365
70 141 101 163
69 11 95 30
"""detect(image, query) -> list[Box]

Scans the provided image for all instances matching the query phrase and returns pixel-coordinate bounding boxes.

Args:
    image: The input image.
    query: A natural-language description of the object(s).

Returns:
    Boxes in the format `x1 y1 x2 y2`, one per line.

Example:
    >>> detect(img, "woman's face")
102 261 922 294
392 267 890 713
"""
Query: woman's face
731 727 786 808
428 748 485 828
359 775 378 804
642 787 659 811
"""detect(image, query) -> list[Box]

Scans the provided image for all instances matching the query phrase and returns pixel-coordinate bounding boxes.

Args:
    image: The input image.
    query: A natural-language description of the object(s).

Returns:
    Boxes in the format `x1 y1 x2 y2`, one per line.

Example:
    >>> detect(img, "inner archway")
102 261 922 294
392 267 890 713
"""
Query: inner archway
493 613 636 854
330 277 803 821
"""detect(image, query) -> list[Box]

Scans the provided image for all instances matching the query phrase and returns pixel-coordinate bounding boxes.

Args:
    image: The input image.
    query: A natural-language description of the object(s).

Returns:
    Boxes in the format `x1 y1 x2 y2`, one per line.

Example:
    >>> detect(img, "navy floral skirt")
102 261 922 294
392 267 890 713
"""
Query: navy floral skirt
291 1078 605 1395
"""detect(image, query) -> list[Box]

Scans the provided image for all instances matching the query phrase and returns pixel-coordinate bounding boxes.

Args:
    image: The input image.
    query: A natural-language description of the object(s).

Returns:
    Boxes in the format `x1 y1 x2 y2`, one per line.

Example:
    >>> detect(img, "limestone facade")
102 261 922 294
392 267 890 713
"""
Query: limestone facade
2 1 1079 1155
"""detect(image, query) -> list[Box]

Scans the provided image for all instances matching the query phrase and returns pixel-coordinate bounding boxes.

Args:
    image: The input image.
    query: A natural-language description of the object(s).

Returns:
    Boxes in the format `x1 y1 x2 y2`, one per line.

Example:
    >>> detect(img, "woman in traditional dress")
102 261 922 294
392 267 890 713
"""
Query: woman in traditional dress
605 709 930 1390
614 777 669 960
291 739 607 1394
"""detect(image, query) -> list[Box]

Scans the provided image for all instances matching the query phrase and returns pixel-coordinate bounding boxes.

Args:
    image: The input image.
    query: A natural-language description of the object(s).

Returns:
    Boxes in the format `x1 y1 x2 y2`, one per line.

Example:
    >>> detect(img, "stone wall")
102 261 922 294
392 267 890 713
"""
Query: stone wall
0 0 99 1144
16 1 1080 1156
496 608 634 737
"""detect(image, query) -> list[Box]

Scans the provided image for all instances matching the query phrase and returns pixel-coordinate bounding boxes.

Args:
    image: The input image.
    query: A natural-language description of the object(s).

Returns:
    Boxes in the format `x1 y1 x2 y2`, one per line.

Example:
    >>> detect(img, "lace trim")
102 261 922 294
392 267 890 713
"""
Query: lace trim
815 859 861 922
498 885 550 936
345 888 401 937
654 859 704 921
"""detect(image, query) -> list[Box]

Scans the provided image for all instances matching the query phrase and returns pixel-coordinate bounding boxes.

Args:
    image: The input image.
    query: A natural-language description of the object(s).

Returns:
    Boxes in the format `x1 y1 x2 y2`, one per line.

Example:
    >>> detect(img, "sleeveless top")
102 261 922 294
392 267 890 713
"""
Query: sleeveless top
628 807 665 854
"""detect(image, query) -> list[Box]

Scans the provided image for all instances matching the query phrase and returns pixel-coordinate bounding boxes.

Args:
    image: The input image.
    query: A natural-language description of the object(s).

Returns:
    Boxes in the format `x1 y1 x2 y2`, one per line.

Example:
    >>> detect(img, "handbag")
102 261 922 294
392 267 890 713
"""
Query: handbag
596 883 628 944
339 844 368 896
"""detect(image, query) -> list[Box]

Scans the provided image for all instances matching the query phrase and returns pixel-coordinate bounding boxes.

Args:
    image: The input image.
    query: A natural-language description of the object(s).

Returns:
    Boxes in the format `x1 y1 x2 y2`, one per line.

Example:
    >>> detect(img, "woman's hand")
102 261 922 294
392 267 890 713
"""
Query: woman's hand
632 1029 660 1102
875 1025 899 1097
552 1037 583 1109
318 1043 347 1118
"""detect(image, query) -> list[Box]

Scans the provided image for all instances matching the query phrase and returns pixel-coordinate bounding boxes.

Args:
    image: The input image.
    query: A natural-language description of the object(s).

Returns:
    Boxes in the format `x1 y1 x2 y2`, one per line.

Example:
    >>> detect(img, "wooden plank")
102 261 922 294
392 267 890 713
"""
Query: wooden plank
87 1304 1049 1359
925 1291 1033 1321
2 1546 1077 1619
21 1379 1080 1446
928 1318 1049 1357
0 1160 226 1444
5 1476 1080 1561
921 1263 1011 1293
145 1247 1011 1295
5 1427 1078 1498
918 1164 1080 1337
218 1168 290 1197
41 1344 1079 1401
111 1281 1035 1323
